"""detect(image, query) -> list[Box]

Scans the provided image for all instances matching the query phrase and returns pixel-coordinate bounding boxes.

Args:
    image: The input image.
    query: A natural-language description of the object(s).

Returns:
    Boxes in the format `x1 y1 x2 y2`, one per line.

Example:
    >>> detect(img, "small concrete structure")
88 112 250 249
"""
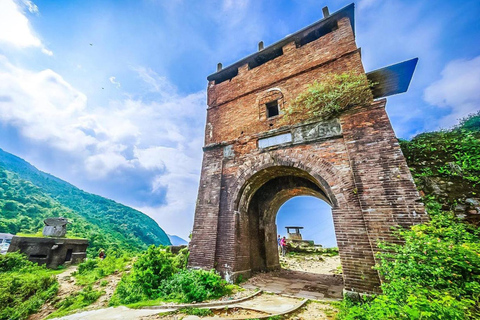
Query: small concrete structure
285 226 303 240
8 217 88 268
43 217 70 237
8 236 88 268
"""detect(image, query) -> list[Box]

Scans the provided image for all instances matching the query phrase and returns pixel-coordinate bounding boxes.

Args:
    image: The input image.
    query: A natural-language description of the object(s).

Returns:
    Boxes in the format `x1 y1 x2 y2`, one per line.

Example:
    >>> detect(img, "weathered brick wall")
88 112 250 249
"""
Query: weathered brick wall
189 13 426 294
204 17 362 146
341 100 428 251
188 148 223 269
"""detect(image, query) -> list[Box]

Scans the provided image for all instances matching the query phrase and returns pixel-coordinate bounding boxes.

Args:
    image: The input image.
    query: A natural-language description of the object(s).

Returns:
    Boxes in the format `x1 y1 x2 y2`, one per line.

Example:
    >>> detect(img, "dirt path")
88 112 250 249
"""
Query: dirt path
38 254 342 319
86 271 122 310
281 254 341 275
241 255 343 300
29 266 80 320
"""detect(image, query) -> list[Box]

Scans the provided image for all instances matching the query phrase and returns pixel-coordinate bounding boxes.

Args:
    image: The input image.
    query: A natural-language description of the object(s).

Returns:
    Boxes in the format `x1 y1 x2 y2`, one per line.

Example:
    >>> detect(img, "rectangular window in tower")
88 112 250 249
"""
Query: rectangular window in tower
266 100 279 118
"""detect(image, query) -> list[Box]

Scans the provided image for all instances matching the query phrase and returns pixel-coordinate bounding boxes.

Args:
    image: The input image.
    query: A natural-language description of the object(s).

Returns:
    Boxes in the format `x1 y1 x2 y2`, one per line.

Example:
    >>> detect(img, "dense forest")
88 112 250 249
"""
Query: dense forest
0 148 170 255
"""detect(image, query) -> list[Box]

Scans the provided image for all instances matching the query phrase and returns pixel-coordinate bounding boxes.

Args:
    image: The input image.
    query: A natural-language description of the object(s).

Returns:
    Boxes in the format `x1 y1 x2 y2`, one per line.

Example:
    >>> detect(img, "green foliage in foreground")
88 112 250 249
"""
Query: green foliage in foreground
338 199 480 319
178 307 213 316
0 252 58 320
284 72 374 122
47 285 104 319
73 254 131 286
110 246 231 305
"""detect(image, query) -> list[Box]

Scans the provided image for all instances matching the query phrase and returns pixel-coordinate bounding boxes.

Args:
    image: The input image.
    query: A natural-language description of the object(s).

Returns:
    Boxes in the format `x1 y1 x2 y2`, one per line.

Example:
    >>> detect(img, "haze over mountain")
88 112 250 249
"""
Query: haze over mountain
167 234 188 246
0 148 171 254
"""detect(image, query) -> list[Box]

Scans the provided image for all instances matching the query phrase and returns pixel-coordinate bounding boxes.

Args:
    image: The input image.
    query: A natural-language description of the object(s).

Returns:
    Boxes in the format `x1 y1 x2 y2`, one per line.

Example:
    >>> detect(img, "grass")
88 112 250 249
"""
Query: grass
16 231 86 240
73 255 130 286
46 286 104 319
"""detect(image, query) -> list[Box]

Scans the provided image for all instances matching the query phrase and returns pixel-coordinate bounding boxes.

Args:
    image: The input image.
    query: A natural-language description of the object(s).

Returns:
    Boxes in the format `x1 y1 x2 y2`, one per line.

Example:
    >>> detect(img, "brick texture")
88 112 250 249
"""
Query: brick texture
188 15 426 294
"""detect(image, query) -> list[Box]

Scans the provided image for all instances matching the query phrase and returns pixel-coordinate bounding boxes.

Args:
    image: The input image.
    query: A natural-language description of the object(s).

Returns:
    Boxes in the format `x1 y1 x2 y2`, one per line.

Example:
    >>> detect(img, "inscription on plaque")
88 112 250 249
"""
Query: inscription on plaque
292 119 342 144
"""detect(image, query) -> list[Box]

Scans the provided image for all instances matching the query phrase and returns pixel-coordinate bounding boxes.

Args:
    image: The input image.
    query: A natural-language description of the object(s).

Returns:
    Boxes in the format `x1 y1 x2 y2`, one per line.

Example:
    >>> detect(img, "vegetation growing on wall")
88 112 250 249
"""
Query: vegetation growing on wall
283 72 374 122
400 111 480 224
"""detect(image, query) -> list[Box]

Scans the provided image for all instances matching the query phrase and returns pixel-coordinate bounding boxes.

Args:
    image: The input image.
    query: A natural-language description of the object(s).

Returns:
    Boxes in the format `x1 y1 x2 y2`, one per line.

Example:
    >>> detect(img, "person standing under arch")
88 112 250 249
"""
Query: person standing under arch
280 236 287 257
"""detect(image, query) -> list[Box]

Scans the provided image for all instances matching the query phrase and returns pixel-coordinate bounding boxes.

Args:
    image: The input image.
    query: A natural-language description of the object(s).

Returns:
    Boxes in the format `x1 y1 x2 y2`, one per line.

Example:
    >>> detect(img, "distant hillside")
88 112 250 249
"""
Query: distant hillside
0 148 170 255
168 234 188 246
400 112 480 225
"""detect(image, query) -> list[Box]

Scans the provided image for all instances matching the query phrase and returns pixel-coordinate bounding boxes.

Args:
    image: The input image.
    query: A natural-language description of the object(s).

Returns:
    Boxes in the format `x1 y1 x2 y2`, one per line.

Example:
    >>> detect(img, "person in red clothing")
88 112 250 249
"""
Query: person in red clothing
280 236 287 257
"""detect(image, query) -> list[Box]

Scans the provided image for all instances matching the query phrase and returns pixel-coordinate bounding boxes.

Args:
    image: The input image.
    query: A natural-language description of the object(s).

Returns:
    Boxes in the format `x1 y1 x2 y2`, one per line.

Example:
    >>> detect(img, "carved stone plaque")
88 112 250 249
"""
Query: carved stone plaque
292 119 342 144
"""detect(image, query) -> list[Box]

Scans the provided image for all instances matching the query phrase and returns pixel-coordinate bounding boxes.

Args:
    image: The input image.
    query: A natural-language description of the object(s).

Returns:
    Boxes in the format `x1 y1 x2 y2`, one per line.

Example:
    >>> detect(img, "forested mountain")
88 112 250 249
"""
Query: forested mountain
0 148 170 255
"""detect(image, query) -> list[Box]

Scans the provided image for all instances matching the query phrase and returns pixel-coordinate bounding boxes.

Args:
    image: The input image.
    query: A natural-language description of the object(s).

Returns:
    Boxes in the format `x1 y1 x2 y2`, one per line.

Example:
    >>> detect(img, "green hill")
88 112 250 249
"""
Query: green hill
0 149 170 255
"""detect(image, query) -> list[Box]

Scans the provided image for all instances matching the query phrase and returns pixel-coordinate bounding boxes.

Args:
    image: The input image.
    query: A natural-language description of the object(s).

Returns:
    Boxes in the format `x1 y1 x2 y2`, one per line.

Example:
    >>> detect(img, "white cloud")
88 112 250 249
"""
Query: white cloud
109 76 121 88
21 0 38 14
0 0 52 55
424 55 480 127
132 66 176 97
0 55 206 239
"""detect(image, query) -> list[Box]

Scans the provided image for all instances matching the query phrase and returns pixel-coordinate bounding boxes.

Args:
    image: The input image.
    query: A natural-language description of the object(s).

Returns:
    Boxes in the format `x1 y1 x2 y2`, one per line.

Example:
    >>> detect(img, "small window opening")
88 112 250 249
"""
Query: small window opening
266 100 279 118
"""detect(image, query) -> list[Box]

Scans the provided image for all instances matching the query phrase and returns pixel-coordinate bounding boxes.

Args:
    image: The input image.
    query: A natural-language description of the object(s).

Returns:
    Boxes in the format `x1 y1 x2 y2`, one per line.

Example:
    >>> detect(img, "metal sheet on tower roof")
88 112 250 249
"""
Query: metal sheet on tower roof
367 58 419 99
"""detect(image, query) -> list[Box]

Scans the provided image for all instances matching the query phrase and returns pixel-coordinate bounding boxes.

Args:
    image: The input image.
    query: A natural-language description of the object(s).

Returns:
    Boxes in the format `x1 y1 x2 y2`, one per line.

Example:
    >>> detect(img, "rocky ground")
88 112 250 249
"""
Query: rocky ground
36 252 342 319
29 265 123 320
280 252 342 275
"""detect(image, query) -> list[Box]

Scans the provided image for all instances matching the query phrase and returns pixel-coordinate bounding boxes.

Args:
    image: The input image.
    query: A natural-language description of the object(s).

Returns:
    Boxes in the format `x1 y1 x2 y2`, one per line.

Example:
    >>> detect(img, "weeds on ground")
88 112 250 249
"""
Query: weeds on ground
110 246 232 305
0 252 58 320
47 285 104 319
73 254 131 286
178 307 213 316
337 199 480 319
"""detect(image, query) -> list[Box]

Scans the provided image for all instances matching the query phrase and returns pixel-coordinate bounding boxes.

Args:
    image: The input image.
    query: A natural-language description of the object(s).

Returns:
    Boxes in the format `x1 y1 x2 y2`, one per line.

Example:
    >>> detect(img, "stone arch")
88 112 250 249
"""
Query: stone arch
222 150 375 284
229 151 352 213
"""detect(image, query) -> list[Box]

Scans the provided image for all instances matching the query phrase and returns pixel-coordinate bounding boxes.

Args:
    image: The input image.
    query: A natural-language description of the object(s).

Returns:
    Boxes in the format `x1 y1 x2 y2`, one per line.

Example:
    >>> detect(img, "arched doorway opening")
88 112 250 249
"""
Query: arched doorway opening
276 196 337 248
233 166 345 298
233 165 337 274
276 196 341 285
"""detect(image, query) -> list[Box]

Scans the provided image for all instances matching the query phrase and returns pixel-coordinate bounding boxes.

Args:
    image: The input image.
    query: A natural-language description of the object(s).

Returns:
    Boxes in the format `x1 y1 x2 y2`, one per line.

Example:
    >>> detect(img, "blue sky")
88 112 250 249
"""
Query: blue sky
0 0 479 241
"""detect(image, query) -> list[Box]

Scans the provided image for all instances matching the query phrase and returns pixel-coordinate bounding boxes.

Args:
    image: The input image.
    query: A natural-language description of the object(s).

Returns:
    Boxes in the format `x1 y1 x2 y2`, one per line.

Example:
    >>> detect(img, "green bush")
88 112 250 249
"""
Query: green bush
77 258 98 274
131 246 175 297
0 253 58 320
338 199 480 319
74 255 130 286
111 246 230 305
160 269 231 303
110 246 176 305
172 247 189 270
284 72 374 122
0 251 35 272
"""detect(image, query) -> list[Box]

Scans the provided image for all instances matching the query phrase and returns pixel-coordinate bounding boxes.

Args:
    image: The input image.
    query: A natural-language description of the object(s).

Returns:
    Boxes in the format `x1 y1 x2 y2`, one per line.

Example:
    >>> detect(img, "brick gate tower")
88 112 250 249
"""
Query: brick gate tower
189 3 427 294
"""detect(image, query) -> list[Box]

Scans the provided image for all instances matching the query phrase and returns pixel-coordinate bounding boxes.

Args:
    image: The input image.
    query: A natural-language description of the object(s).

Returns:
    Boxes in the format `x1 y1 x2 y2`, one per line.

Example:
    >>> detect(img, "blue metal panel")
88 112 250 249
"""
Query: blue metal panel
367 58 418 99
